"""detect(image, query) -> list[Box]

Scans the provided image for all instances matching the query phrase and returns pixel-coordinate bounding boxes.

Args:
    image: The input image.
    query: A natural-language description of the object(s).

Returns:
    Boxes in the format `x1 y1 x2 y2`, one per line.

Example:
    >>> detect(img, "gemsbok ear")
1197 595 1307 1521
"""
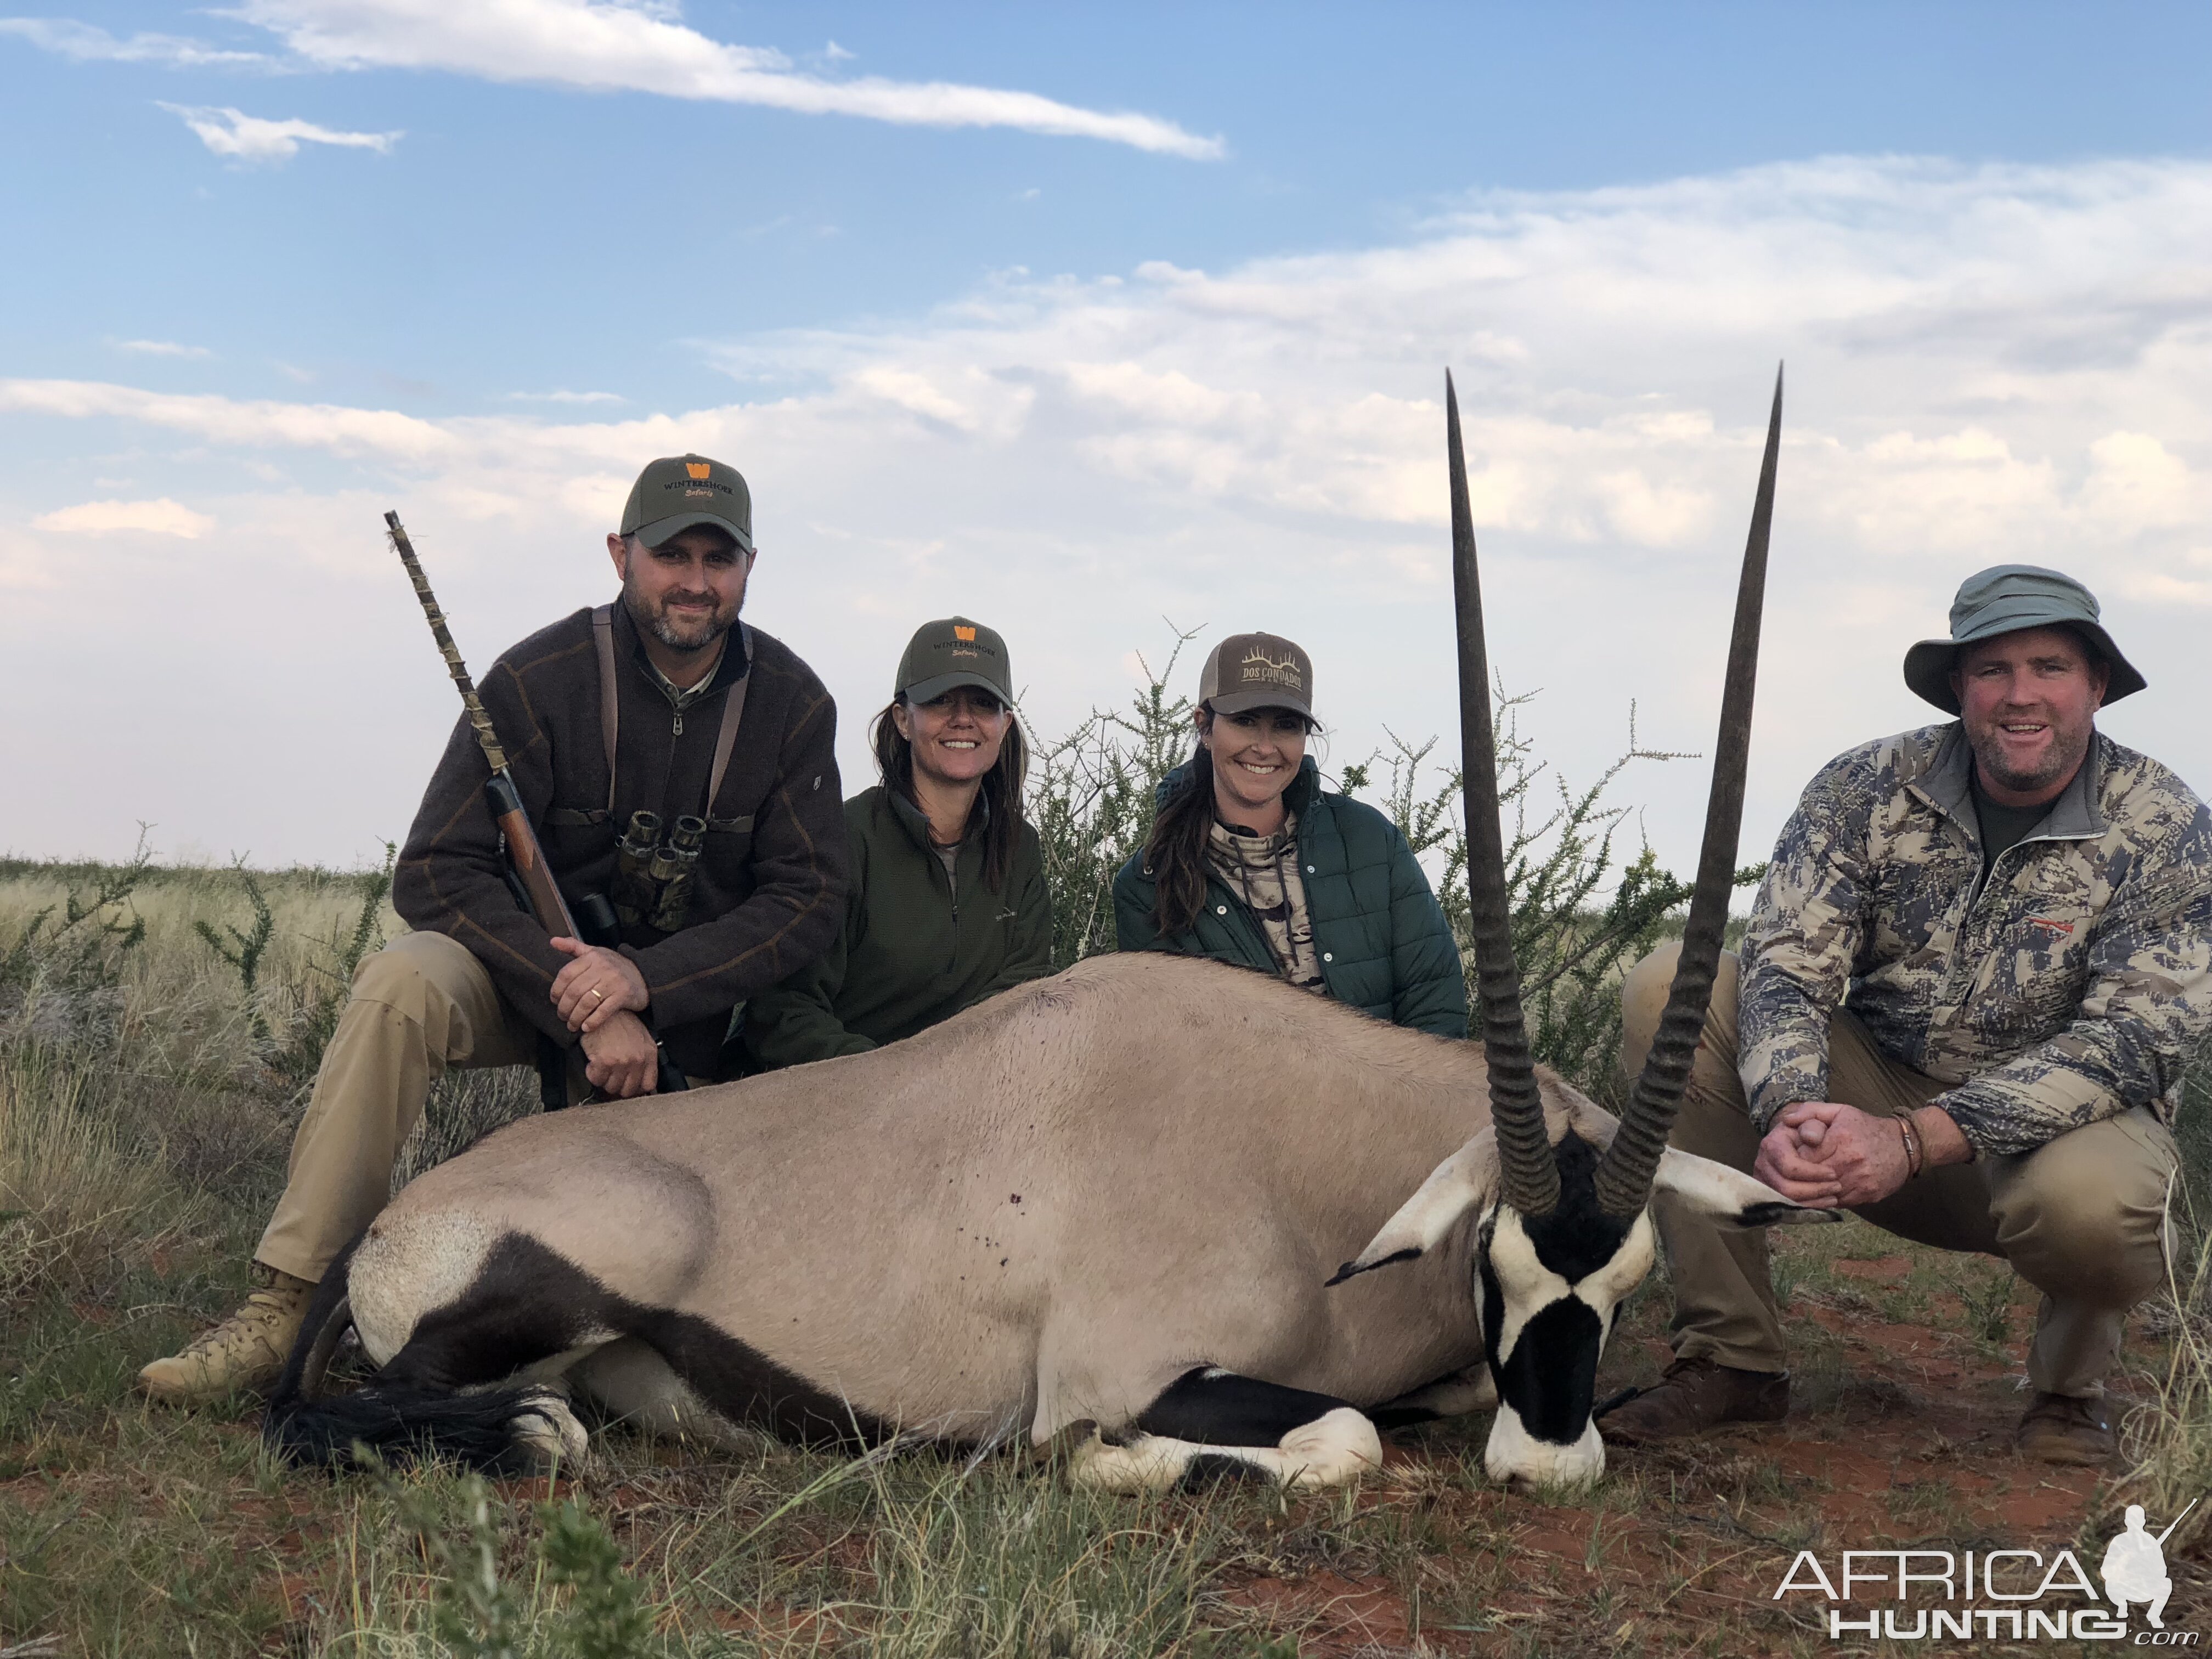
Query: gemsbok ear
1327 1132 1500 1285
1653 1148 1844 1230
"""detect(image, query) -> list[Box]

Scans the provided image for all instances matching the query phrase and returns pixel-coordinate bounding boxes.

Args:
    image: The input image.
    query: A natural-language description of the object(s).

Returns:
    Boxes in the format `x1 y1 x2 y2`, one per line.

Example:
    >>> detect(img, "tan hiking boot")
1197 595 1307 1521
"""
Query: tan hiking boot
137 1263 314 1404
2015 1391 2114 1465
1596 1357 1790 1445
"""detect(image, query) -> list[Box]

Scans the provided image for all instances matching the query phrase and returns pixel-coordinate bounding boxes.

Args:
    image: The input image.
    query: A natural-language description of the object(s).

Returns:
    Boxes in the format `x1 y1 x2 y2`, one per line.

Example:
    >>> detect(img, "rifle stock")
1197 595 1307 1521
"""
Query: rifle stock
483 771 579 940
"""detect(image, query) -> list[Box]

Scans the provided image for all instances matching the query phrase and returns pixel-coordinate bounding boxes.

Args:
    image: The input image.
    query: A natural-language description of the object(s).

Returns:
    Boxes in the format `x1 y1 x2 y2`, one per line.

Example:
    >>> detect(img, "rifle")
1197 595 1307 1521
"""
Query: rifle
385 510 686 1105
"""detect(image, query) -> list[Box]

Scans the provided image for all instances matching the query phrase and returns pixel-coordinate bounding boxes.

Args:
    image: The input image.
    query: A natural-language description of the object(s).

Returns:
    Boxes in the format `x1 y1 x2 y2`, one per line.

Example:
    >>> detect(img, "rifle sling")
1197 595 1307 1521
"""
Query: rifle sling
588 603 754 829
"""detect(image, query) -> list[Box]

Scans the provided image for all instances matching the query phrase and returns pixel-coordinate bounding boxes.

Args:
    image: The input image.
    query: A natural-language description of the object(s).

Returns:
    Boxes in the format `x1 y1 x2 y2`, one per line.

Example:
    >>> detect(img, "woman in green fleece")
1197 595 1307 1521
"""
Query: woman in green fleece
743 617 1053 1070
1113 631 1467 1037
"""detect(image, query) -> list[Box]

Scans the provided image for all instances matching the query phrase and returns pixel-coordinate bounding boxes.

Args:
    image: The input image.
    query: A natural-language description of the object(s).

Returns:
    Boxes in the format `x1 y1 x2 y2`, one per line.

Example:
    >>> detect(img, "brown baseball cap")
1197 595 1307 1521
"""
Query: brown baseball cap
896 616 1014 703
622 453 753 552
1200 631 1314 718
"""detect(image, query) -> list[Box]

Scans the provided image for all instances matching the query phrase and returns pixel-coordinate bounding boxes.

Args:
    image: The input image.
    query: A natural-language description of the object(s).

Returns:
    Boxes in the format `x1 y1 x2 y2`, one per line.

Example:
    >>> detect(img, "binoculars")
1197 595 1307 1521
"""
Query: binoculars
613 809 707 933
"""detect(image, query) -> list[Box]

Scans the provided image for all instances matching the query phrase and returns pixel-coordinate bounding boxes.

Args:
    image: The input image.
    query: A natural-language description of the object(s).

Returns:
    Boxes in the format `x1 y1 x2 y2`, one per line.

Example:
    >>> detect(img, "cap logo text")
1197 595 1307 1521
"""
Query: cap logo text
954 625 977 642
685 462 712 481
1240 647 1305 691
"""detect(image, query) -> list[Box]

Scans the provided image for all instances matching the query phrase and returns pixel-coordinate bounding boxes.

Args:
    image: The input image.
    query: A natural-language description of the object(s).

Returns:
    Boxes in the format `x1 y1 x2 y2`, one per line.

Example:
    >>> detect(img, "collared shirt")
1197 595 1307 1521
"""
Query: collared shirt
643 639 726 708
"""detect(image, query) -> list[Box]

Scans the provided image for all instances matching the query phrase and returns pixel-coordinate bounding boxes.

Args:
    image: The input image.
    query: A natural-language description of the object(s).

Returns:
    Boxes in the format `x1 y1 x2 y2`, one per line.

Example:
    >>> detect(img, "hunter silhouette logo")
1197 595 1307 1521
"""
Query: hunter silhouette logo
1774 1499 2200 1642
2103 1501 2194 1629
685 461 712 480
1239 647 1304 691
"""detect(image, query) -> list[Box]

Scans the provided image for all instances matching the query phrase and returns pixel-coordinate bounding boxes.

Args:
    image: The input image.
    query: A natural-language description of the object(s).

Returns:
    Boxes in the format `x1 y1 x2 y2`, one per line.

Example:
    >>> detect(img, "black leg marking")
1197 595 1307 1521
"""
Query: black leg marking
1178 1453 1273 1490
380 1233 890 1449
1369 1402 1441 1430
269 1229 893 1471
1135 1367 1354 1448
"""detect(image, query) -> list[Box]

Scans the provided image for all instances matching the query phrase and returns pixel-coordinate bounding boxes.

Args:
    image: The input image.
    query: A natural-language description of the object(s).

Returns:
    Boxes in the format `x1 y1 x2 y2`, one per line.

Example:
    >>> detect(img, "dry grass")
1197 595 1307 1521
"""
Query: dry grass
5 854 2211 1657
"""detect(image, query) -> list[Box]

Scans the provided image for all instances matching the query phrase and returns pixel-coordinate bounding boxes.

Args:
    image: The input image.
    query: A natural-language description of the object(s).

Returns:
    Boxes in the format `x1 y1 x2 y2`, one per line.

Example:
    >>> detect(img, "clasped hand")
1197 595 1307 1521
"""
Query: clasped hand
549 938 657 1099
1751 1101 1910 1210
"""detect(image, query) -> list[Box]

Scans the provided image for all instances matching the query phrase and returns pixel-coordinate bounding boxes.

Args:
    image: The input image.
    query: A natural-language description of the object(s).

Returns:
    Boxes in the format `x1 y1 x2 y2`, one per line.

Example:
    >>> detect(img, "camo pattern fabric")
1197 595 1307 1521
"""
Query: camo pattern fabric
1737 724 2212 1155
1205 812 1327 992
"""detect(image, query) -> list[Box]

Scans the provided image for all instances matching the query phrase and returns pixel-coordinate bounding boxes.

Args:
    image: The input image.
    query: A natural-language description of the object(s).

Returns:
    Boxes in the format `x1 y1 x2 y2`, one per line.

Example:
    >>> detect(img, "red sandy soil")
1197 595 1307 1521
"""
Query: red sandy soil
1215 1247 2197 1658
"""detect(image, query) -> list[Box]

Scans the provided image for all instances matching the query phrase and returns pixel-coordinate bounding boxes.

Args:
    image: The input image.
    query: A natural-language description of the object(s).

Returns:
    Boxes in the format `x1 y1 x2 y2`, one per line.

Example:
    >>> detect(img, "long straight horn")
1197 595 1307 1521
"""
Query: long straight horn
1448 370 1558 1219
1593 365 1783 1220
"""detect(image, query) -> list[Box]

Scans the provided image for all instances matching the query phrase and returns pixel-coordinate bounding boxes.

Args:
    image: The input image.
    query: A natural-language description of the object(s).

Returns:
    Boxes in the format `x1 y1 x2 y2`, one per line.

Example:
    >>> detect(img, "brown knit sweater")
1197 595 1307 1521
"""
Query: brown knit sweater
393 601 849 1079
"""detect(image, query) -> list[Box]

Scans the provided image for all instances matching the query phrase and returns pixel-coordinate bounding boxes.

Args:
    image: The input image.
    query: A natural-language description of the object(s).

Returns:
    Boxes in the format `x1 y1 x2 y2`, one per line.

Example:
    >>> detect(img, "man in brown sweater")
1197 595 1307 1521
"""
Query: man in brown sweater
139 454 849 1402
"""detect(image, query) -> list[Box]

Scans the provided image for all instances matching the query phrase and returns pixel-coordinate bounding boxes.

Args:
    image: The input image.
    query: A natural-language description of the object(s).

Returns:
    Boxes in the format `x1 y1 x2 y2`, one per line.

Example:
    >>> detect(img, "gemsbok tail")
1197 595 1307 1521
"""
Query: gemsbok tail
259 1234 560 1472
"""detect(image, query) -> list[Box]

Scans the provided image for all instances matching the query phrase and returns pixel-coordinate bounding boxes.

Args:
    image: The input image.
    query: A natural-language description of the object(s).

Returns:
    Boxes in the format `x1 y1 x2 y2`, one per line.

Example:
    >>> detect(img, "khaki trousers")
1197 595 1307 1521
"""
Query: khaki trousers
1621 944 2178 1397
256 930 555 1284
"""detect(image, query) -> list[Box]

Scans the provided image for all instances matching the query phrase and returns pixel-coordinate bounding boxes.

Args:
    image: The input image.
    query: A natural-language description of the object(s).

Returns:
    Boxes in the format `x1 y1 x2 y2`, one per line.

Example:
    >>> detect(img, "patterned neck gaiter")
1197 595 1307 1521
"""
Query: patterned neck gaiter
1205 811 1325 992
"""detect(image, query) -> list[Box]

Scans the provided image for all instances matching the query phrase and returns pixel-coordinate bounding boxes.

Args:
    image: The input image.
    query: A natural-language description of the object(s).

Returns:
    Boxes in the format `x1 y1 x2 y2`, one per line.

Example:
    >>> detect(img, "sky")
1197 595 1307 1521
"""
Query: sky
4 2 2210 881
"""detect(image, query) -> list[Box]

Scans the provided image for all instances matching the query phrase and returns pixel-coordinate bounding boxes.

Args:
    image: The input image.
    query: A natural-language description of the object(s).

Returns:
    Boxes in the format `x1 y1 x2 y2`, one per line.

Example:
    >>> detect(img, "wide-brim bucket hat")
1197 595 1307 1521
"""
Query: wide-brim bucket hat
1902 563 2145 715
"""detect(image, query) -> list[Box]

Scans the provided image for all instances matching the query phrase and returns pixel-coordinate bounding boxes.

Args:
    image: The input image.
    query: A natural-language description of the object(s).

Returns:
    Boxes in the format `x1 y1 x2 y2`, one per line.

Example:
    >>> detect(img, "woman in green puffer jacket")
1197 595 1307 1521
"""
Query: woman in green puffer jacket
1111 630 1468 1038
743 616 1053 1071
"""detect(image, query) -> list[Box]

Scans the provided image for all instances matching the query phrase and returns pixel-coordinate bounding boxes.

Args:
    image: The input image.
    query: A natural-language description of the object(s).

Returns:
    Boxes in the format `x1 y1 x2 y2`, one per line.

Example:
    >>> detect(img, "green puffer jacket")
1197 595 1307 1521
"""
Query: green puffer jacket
743 786 1053 1070
1111 759 1468 1038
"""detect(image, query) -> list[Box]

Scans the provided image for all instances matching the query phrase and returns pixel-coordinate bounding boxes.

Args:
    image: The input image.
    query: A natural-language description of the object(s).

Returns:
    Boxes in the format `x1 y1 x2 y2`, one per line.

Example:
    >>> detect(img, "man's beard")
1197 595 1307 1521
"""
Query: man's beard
1968 716 2090 796
623 576 740 653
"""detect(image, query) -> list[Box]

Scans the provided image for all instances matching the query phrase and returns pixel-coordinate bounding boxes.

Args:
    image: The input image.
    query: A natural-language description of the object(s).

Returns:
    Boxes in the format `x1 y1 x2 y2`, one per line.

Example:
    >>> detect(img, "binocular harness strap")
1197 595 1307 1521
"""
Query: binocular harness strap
592 605 755 821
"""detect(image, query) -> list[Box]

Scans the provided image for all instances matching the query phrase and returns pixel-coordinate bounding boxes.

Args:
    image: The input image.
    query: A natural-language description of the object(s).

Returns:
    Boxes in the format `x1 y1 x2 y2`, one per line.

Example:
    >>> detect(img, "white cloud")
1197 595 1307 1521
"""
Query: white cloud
0 378 454 459
0 16 266 65
114 338 215 359
2081 431 2194 528
33 498 217 538
228 0 1221 157
505 389 627 405
159 102 403 162
6 153 2211 867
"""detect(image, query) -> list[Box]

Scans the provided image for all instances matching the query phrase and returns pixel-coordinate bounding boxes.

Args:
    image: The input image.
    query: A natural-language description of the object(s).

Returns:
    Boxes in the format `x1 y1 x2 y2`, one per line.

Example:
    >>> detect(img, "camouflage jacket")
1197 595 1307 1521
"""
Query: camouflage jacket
1738 724 2212 1155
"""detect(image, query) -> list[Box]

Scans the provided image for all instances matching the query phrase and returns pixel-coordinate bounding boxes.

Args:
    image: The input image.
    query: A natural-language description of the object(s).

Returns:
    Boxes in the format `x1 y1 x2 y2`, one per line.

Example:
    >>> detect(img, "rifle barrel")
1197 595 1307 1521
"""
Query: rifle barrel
2155 1497 2198 1546
386 510 508 775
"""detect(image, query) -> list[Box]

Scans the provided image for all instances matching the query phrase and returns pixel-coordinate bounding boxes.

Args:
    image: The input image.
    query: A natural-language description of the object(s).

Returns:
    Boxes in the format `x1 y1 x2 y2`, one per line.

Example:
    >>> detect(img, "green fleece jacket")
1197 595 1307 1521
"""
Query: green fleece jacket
743 786 1053 1069
1111 759 1469 1038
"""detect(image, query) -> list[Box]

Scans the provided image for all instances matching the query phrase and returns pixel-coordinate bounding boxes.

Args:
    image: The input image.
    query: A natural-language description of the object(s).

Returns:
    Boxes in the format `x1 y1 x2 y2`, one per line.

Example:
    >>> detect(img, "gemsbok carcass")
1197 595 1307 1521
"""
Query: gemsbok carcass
267 368 1833 1491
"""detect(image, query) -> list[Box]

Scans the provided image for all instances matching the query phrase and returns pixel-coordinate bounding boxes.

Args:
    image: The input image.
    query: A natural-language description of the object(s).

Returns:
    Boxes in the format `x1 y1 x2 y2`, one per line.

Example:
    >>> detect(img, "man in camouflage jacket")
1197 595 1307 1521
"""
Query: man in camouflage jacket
1603 565 2212 1464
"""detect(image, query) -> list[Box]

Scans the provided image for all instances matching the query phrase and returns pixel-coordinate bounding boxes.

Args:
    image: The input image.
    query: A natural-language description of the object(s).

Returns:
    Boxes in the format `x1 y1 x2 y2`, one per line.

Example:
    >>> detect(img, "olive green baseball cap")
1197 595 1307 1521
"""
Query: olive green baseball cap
896 617 1013 703
1200 631 1314 718
1903 563 2144 714
621 453 753 552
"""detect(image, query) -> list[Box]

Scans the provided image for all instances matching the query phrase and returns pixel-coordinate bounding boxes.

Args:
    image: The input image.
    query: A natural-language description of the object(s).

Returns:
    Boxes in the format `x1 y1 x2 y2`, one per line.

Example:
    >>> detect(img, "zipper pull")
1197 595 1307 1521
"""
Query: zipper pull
673 709 684 737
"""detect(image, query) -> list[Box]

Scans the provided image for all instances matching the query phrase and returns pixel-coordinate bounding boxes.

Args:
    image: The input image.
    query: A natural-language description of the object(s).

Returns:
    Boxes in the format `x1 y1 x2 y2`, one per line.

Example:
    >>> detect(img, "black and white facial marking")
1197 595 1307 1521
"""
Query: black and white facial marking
1475 1135 1655 1488
1334 1129 1839 1492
